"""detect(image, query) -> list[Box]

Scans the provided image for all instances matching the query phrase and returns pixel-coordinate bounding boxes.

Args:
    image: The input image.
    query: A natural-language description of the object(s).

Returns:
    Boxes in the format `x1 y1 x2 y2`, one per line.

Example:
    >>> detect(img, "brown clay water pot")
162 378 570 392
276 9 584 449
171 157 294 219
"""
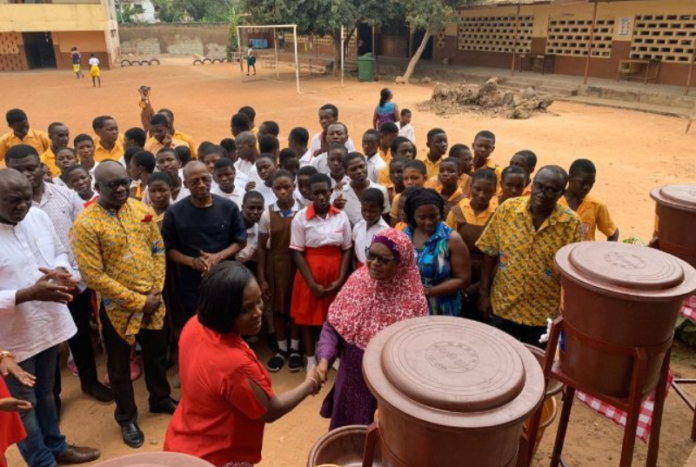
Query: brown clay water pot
92 452 215 466
523 344 564 398
363 316 545 467
555 242 696 398
307 425 382 467
650 184 696 268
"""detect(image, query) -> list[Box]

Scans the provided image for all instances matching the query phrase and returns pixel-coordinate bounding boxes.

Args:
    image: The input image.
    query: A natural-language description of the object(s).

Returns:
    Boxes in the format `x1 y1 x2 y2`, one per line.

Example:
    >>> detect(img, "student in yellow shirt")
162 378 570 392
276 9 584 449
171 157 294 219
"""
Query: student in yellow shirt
40 122 70 176
379 137 416 188
138 87 197 158
472 130 502 190
497 165 529 206
393 186 419 231
418 128 448 179
0 109 50 166
390 159 427 226
385 156 407 203
231 113 253 137
378 122 399 164
239 106 258 135
446 144 474 196
560 159 619 242
144 114 187 154
432 157 466 217
510 149 537 196
92 115 124 163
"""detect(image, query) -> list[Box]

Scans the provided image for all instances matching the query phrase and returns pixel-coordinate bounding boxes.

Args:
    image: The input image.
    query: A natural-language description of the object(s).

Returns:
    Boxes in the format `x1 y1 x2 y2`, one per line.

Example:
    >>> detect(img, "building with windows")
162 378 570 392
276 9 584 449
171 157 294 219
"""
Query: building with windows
0 0 120 72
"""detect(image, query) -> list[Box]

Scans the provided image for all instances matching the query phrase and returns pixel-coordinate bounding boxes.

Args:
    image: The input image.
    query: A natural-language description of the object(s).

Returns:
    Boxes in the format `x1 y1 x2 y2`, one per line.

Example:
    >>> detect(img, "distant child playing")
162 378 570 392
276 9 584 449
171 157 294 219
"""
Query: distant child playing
290 174 353 369
246 44 257 76
560 159 619 241
88 54 101 88
257 170 303 373
71 46 84 79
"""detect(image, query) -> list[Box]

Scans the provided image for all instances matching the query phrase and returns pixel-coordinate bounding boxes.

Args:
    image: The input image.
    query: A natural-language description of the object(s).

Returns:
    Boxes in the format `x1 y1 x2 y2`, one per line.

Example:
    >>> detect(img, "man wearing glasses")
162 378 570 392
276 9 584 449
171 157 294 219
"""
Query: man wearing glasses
161 161 247 321
476 165 582 348
71 160 176 449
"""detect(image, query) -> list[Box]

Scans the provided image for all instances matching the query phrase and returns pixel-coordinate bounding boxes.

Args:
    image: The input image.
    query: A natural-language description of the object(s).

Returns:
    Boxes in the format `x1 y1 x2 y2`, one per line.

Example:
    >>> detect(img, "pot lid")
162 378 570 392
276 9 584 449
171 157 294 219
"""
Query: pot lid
363 317 545 429
555 242 696 300
651 184 696 212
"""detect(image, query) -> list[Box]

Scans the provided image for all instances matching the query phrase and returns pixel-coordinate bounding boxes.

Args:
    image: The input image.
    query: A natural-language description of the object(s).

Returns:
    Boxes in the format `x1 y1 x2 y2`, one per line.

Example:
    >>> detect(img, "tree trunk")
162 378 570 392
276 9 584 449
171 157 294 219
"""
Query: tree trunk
332 33 342 76
402 29 432 83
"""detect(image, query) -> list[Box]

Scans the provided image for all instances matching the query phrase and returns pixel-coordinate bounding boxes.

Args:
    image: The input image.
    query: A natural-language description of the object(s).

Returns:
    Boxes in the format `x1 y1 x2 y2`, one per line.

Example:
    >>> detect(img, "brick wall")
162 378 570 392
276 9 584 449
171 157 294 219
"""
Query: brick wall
119 23 229 57
0 32 26 71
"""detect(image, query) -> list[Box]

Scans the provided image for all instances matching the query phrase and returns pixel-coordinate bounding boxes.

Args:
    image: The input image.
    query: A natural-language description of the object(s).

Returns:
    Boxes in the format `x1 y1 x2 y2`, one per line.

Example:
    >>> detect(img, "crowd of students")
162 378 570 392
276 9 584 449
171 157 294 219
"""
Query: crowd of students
0 87 619 467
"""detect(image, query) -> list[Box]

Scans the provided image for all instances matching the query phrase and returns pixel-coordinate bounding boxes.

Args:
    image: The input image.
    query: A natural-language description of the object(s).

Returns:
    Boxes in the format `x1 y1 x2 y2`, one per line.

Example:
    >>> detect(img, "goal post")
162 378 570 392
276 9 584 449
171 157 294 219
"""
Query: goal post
236 24 301 94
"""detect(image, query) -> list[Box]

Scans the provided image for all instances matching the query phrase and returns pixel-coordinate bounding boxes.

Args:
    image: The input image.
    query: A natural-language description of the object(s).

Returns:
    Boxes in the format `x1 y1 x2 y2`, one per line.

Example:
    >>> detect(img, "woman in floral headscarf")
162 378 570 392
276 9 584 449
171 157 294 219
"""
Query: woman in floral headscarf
316 228 428 430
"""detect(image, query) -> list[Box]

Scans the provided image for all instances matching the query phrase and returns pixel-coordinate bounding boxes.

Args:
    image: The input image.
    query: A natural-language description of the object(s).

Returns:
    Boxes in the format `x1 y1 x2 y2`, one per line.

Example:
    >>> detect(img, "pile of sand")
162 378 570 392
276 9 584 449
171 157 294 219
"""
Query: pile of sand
418 77 554 119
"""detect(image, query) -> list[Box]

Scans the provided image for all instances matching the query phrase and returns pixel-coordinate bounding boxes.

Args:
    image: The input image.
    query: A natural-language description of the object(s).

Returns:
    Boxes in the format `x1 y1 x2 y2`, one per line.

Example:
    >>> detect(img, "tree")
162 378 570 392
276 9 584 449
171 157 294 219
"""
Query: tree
153 0 184 23
243 0 398 71
173 0 233 22
398 0 470 83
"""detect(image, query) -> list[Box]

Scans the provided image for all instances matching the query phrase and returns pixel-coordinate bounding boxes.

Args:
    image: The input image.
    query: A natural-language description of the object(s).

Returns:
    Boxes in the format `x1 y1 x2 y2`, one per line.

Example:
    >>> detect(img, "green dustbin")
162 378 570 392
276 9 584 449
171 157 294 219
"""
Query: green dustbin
358 53 374 82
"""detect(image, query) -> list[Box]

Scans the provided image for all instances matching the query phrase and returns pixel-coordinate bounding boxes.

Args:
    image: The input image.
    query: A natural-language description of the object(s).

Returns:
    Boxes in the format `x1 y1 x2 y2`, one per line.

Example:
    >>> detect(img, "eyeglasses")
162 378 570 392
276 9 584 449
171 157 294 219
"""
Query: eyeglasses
188 175 212 186
365 249 398 266
102 178 132 190
532 182 563 198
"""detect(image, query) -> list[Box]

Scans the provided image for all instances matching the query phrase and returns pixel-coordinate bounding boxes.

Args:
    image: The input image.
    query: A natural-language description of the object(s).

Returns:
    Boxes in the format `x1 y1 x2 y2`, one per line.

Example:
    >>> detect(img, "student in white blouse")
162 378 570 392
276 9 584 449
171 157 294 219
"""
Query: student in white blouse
0 169 100 466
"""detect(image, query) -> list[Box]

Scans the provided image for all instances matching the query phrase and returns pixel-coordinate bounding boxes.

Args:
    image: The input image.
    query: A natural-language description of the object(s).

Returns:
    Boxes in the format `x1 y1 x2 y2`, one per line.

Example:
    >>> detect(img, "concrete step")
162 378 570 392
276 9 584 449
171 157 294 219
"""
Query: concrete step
558 96 693 118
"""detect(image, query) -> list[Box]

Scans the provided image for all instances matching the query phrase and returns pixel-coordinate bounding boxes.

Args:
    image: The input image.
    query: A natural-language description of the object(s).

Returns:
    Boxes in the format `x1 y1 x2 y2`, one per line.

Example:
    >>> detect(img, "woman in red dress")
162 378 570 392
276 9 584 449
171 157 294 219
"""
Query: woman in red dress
1 347 34 467
164 262 321 467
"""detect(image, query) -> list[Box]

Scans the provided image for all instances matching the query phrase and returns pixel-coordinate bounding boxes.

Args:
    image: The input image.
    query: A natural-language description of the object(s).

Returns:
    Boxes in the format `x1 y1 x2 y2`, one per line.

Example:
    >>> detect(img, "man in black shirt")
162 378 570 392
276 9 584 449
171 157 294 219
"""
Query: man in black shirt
162 161 247 319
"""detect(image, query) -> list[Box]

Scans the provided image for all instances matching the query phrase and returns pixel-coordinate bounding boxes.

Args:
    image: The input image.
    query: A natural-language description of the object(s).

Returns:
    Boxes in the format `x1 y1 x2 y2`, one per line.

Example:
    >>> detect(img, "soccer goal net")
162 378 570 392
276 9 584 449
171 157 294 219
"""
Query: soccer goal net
236 24 302 93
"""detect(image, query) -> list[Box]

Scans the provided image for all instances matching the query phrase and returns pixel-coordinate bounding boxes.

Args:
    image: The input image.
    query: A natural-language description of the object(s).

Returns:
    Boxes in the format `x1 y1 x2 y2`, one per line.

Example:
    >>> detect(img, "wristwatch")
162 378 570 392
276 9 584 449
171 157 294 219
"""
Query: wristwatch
0 350 16 363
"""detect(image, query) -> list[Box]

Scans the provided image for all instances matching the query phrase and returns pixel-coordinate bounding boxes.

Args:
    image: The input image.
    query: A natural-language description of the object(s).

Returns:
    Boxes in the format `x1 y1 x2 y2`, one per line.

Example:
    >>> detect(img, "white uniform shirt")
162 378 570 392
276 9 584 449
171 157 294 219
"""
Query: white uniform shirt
310 152 330 175
290 206 352 251
396 122 416 144
366 153 387 183
310 133 356 155
0 208 77 362
299 148 314 168
236 224 258 263
258 200 302 235
330 180 391 226
211 185 245 209
234 159 256 178
352 217 390 264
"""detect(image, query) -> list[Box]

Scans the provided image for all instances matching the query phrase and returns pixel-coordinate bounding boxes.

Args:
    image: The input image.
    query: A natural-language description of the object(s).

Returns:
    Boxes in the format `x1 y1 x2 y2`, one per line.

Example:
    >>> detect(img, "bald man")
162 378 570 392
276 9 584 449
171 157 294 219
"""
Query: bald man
162 161 247 319
0 169 100 466
71 160 175 448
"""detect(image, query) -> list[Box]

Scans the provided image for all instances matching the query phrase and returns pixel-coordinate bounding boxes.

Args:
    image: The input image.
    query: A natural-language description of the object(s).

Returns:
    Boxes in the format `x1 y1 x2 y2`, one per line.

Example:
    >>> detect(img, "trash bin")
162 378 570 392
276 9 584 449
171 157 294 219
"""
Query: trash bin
358 53 374 82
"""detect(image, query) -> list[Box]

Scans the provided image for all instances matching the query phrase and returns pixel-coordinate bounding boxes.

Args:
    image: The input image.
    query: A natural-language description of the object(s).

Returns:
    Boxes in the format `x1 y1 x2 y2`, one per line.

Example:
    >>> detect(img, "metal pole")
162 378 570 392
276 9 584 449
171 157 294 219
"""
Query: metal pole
511 1 521 75
685 39 696 95
237 25 242 74
372 25 377 77
294 25 300 93
274 26 279 79
341 25 345 87
583 0 599 85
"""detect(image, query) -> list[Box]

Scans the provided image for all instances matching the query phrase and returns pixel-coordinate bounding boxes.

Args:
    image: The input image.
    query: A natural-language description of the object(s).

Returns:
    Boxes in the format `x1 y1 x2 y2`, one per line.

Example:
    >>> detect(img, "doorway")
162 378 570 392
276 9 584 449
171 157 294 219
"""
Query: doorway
357 23 373 56
411 30 434 61
23 32 56 69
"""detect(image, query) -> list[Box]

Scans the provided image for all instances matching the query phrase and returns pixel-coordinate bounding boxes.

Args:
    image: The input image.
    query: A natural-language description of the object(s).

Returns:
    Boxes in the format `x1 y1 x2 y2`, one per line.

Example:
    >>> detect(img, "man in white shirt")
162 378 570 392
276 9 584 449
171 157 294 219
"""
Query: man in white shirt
234 131 258 178
0 169 100 467
308 104 355 158
6 144 113 405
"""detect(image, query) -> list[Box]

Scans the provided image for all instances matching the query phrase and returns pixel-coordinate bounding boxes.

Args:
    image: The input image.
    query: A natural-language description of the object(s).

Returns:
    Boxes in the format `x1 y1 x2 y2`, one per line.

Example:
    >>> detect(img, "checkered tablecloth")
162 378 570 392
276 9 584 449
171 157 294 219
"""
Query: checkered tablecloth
574 296 694 443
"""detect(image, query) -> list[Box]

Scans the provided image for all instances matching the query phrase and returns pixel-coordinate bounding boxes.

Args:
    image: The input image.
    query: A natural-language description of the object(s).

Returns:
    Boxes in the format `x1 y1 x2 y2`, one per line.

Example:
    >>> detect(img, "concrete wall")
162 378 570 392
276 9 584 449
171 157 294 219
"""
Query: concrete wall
434 0 696 86
119 23 229 57
0 3 108 32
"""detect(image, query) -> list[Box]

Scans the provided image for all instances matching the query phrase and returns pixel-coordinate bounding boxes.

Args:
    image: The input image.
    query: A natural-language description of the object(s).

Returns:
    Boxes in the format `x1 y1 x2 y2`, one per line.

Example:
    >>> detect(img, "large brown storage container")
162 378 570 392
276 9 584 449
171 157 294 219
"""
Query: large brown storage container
650 184 696 268
363 316 545 467
555 242 696 397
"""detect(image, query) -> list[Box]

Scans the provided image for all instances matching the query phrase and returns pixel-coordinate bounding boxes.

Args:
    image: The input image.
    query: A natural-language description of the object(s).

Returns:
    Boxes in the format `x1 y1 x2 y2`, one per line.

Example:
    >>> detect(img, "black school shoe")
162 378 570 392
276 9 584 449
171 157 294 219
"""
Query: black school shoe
288 352 303 373
266 350 287 373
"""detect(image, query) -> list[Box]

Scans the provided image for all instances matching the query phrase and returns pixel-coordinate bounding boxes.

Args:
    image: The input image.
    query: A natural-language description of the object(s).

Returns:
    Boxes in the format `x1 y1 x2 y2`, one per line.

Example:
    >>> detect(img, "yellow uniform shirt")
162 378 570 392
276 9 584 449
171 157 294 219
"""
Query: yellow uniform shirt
378 166 391 190
71 199 166 344
418 154 443 179
379 147 391 165
446 197 498 230
0 129 50 166
94 140 125 163
559 194 617 241
173 130 197 159
390 193 401 220
395 221 408 232
144 136 187 155
425 174 471 197
40 148 60 177
476 197 582 326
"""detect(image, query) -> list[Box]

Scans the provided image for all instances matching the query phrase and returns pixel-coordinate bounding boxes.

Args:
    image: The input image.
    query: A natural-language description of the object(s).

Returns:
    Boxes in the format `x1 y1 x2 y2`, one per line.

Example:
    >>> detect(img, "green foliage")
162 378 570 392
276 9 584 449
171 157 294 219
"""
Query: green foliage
676 316 696 348
395 0 470 33
117 4 137 24
172 0 234 22
227 7 242 60
153 0 184 23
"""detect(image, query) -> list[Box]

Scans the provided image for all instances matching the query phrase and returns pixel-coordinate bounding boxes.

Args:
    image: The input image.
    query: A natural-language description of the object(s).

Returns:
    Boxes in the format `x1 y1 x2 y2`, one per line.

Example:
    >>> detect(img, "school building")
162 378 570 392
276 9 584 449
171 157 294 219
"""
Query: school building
0 0 120 72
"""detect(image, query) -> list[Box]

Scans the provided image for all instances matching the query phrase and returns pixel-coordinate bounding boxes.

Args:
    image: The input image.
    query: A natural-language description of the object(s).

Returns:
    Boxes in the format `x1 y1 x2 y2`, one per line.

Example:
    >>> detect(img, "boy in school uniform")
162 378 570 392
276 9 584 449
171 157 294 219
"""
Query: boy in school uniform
433 157 467 217
0 109 50 166
390 159 427 226
297 165 318 206
127 150 156 200
40 122 70 176
378 122 399 164
418 128 448 179
257 170 303 373
332 152 390 226
53 147 79 187
352 188 390 269
92 116 124 163
290 173 353 369
290 127 313 168
309 104 356 156
510 149 537 196
211 158 244 208
498 165 529 206
396 108 415 144
449 143 474 196
144 114 187 154
446 169 499 321
326 144 349 192
386 156 407 203
138 88 197 159
238 106 258 135
124 127 146 151
234 131 258 178
237 191 264 268
472 130 502 189
560 159 619 242
390 136 417 160
312 122 350 175
279 148 300 179
363 129 388 183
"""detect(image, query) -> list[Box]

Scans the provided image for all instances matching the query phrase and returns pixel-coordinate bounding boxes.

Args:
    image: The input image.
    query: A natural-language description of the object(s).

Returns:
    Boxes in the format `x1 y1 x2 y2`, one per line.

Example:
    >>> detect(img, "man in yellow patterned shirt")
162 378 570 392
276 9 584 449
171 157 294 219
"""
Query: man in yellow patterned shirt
71 160 176 449
477 166 582 347
0 109 50 166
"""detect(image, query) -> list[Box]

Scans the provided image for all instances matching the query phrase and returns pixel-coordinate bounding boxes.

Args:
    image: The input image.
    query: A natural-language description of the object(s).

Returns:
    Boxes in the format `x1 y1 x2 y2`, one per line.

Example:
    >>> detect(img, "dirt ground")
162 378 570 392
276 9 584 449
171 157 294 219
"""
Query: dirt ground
2 59 696 467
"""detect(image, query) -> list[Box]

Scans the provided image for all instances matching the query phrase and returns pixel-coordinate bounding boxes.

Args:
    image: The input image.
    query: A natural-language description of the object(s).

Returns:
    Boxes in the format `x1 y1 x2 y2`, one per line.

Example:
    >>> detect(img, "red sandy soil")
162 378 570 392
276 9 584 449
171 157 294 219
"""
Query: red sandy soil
2 58 696 467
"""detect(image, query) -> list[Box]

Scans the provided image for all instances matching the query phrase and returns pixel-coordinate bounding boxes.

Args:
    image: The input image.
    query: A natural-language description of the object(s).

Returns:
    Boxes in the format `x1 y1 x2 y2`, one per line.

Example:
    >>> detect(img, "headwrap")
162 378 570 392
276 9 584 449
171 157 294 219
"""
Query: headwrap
328 228 428 350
